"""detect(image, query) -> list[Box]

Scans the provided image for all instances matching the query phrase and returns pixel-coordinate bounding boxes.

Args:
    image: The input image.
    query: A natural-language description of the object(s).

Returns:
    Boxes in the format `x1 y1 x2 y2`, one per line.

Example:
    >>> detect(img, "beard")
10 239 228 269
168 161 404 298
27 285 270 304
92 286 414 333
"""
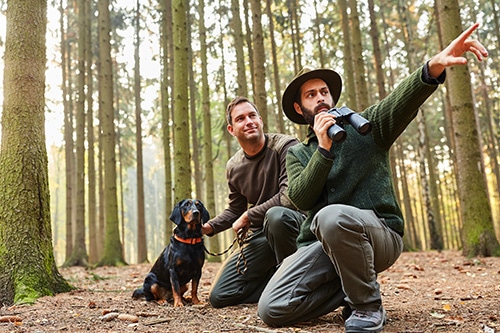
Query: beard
299 102 332 127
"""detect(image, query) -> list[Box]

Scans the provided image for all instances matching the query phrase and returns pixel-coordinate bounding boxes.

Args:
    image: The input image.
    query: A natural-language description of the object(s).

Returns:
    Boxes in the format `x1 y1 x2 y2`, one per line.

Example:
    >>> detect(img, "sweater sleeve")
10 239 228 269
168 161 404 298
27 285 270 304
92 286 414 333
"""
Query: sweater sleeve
362 65 440 150
286 145 333 211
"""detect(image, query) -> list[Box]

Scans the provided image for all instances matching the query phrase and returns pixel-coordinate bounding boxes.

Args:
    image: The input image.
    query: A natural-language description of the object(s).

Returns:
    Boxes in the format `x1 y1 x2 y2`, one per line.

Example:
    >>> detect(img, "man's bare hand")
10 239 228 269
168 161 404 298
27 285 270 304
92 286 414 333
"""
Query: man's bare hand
428 23 488 78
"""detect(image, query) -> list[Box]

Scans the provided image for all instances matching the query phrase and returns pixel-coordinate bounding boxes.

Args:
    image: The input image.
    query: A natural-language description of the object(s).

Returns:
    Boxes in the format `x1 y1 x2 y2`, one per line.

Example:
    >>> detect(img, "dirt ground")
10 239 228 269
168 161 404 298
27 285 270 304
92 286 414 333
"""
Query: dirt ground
0 250 499 333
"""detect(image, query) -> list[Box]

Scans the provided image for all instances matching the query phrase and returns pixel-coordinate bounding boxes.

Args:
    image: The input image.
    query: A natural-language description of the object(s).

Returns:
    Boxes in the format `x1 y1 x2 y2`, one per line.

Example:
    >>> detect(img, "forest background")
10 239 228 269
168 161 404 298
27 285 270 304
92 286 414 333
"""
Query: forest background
0 0 499 304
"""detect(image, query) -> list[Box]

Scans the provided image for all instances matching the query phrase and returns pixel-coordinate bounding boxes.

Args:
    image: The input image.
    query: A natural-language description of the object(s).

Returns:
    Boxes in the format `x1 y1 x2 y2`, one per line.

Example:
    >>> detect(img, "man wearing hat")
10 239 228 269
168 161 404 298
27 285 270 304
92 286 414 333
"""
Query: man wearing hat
258 23 488 332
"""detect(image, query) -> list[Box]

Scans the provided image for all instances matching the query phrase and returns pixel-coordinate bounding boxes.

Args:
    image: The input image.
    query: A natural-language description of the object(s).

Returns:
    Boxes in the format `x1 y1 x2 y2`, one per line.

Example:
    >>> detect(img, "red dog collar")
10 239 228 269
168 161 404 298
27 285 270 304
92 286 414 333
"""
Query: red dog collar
174 234 202 245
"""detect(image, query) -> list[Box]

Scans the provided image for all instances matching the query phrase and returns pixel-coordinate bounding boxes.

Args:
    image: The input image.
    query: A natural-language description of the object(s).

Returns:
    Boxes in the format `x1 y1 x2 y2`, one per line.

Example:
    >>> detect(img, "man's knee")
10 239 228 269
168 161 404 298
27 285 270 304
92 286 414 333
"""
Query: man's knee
264 206 285 234
264 206 301 235
258 298 290 327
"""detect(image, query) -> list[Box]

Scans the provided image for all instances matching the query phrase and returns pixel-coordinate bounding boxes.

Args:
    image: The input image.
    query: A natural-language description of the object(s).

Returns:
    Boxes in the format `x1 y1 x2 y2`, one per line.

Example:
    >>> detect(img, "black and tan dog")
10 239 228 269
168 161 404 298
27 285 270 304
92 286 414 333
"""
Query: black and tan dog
132 199 210 306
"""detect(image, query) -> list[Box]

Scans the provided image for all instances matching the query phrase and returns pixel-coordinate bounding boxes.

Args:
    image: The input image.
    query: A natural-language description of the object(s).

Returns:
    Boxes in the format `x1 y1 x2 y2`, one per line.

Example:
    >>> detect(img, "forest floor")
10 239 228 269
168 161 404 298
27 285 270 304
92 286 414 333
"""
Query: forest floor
0 250 499 333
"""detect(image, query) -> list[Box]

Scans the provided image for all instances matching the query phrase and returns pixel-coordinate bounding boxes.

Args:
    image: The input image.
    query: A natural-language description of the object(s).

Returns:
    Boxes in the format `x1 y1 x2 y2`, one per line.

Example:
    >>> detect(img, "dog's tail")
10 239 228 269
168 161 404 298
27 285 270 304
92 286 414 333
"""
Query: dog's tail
132 287 145 299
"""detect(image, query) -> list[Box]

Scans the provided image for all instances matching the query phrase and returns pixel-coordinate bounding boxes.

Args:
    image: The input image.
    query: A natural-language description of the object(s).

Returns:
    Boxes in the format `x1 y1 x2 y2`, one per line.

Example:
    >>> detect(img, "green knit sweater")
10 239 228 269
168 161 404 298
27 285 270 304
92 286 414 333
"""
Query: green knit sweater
285 66 441 247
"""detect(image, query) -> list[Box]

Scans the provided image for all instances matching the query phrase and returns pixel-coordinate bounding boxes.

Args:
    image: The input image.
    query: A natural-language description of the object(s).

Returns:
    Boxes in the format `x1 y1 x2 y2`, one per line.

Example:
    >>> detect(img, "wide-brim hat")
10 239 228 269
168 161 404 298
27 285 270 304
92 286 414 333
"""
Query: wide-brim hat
282 67 342 124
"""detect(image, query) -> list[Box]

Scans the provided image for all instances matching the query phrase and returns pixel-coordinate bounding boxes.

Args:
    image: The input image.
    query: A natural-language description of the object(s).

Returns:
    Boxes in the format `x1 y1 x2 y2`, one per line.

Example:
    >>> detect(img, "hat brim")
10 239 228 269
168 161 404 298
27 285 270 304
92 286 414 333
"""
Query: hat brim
282 69 342 124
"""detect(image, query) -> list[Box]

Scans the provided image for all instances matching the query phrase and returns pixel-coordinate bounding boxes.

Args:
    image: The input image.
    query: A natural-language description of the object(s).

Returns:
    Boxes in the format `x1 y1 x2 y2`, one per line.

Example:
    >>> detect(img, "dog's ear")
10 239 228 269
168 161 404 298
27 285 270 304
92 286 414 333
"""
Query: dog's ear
195 200 210 224
169 200 184 225
201 205 210 224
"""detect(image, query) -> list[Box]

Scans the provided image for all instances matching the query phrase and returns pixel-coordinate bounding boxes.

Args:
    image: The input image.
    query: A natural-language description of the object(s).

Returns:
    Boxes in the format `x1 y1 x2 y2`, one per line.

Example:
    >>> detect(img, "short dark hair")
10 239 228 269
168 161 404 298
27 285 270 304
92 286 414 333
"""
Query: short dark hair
226 96 259 125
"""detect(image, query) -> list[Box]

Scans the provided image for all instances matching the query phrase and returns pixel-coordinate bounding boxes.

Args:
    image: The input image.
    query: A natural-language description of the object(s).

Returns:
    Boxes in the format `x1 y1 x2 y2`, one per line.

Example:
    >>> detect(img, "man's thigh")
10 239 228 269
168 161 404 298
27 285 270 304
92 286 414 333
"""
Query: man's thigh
258 242 344 326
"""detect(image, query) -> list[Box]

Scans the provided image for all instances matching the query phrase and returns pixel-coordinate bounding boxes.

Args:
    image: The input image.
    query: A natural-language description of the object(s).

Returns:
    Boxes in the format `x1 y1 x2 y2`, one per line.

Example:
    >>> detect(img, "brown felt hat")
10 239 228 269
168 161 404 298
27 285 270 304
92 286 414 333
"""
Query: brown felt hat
282 67 342 124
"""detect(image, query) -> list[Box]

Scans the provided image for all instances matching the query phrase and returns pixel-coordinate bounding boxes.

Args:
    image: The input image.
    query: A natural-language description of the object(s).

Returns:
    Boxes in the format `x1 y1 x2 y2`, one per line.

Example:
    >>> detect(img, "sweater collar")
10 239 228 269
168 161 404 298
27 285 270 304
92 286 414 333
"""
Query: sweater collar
303 127 316 145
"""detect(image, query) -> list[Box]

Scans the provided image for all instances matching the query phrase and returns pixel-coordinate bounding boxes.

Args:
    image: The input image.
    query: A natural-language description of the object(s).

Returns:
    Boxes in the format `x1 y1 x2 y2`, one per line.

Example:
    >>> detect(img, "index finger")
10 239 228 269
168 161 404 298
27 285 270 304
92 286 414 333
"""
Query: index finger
455 23 480 44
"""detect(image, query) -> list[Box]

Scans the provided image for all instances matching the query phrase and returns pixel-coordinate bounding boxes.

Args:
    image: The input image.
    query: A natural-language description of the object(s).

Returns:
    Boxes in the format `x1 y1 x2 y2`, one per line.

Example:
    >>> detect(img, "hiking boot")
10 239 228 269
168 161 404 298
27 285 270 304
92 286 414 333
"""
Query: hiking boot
344 306 386 332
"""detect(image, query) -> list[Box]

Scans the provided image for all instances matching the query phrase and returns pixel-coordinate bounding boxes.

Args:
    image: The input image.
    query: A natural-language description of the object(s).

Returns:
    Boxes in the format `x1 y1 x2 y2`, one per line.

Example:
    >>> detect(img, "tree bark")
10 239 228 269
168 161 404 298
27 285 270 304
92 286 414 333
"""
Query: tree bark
0 0 73 305
435 0 500 256
97 0 126 266
134 0 148 264
249 0 268 130
172 0 192 201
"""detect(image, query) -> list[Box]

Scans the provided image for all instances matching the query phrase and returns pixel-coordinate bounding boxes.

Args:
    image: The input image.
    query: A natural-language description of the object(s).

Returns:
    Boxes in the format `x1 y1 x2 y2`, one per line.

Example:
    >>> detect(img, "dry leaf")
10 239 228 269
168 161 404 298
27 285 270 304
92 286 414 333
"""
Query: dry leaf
430 312 445 319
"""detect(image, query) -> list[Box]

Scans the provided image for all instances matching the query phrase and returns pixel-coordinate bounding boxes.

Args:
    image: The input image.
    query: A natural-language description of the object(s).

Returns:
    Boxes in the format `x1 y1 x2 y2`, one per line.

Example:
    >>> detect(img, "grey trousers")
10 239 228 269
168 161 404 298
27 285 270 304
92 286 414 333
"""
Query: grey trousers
258 204 403 326
208 207 304 308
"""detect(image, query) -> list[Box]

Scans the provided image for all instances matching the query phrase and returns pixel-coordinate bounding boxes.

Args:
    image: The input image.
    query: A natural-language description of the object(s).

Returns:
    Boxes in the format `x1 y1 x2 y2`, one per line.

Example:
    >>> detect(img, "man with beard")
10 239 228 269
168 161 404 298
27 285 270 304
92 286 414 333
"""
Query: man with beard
257 23 488 332
202 96 304 308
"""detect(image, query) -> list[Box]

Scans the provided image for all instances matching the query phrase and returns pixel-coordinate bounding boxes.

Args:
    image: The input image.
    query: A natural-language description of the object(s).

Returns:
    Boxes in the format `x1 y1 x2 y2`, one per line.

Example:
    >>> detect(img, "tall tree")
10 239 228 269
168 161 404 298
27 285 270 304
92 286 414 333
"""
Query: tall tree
249 0 268 129
86 0 98 264
187 8 202 200
198 0 219 256
231 0 248 97
367 0 386 100
266 0 285 133
160 0 174 241
288 0 301 73
97 0 126 266
60 0 75 261
338 0 356 108
172 0 192 201
66 0 90 267
134 0 148 264
0 0 72 304
348 0 369 110
434 3 500 256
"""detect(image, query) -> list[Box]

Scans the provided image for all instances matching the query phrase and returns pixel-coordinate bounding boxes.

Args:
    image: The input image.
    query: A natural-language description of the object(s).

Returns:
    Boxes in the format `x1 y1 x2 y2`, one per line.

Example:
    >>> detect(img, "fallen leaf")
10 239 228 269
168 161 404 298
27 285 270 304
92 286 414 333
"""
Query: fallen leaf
430 312 445 319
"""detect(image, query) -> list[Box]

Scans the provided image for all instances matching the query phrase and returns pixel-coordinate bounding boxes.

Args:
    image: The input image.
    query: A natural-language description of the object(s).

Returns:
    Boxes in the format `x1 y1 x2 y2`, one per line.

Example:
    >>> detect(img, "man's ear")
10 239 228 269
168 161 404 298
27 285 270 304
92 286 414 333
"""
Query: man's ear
227 124 235 136
293 102 303 117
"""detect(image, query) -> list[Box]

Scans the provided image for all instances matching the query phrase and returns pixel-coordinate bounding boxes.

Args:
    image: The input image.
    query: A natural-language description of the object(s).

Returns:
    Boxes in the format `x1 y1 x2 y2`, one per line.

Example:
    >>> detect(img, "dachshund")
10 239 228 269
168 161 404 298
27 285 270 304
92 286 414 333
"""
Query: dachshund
132 199 210 306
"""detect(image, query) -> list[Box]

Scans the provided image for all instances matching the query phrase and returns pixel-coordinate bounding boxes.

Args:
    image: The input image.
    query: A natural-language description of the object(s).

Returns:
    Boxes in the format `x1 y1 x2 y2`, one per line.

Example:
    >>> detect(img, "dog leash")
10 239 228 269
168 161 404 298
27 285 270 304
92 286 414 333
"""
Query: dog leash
204 229 249 275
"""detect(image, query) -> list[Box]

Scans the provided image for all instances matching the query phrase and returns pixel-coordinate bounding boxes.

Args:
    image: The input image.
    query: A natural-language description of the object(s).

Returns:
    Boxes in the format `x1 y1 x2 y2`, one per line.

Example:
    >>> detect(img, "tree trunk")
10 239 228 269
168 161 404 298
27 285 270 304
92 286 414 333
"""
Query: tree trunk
243 0 254 94
0 0 73 305
338 0 356 108
367 0 386 100
435 0 500 257
198 0 219 257
160 0 173 242
187 8 203 200
249 0 268 130
134 0 148 264
97 0 125 266
265 0 285 133
231 0 248 97
66 0 89 267
60 0 75 262
86 0 98 265
172 0 192 201
347 0 369 110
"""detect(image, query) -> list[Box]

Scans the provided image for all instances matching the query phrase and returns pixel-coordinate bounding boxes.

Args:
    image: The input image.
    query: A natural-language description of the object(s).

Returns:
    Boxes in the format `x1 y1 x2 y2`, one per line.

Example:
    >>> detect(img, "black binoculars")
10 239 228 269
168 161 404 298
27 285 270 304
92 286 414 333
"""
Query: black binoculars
326 106 372 142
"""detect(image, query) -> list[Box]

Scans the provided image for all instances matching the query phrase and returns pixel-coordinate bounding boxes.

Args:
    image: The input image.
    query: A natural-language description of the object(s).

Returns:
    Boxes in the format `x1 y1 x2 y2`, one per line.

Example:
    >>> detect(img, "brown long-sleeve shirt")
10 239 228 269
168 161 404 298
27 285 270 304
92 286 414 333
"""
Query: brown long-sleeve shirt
207 133 298 235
